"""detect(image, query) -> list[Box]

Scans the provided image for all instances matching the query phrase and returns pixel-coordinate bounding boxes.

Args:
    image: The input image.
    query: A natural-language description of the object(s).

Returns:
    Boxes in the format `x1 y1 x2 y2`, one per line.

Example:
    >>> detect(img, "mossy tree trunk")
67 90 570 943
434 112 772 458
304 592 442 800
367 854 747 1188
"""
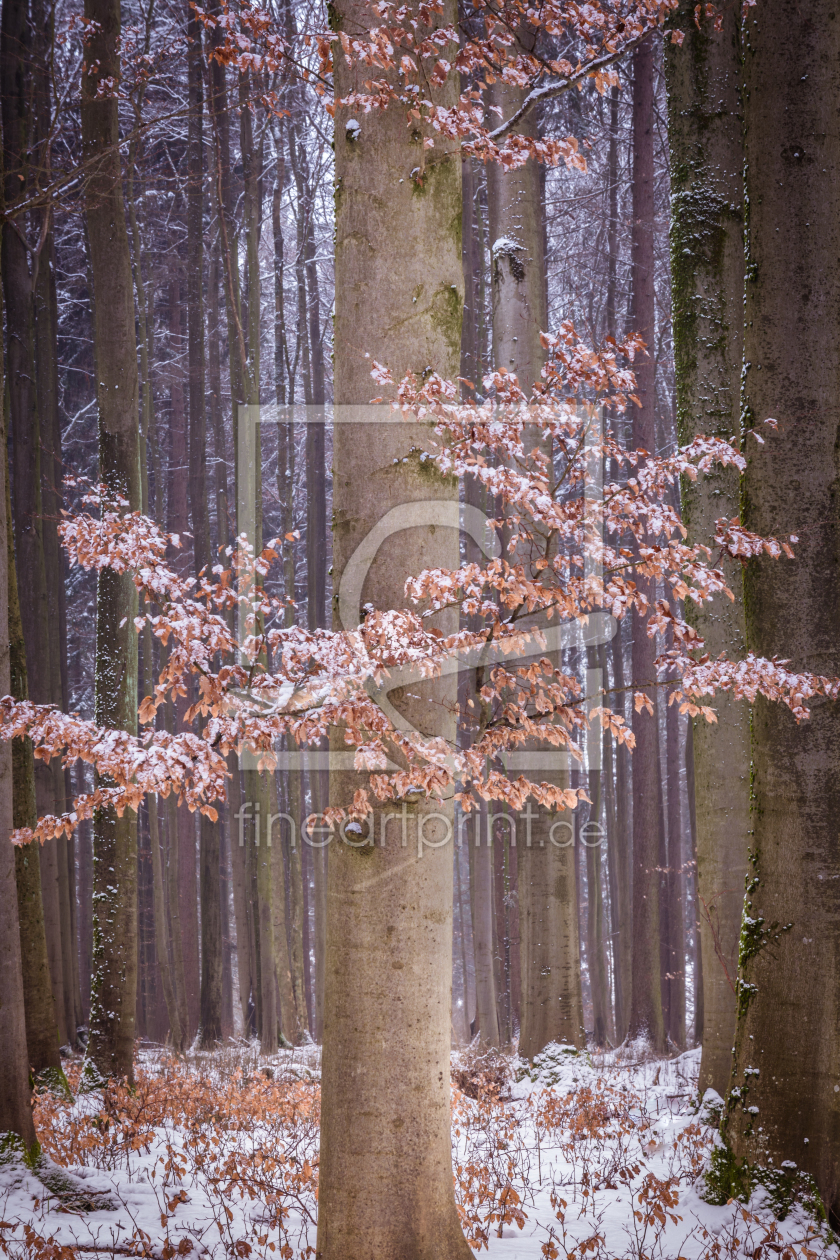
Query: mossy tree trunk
665 0 748 1096
723 0 840 1217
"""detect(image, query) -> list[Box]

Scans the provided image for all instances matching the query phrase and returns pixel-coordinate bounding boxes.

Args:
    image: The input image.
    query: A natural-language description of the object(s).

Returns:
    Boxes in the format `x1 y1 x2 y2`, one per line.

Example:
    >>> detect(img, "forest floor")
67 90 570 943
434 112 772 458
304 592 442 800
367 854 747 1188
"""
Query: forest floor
0 1040 833 1260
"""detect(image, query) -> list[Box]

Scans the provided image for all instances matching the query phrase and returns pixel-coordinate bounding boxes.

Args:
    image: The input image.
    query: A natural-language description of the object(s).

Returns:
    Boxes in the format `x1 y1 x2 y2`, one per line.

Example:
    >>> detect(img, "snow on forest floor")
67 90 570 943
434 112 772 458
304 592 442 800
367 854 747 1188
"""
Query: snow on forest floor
0 1040 834 1260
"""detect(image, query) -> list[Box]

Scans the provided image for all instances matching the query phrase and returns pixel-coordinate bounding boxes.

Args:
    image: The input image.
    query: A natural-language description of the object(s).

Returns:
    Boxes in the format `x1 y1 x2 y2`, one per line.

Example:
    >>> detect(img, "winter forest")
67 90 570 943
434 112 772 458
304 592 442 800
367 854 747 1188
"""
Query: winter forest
0 0 838 1255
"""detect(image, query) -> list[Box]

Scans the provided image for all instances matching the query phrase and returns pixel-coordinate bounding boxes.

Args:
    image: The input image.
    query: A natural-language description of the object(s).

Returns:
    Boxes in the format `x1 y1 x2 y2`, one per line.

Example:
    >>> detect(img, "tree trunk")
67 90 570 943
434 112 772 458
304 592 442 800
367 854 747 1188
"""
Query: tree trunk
723 0 840 1216
207 245 235 1036
7 456 60 1076
586 646 610 1047
184 0 222 1049
609 630 632 1042
31 0 81 1046
304 226 328 1036
0 314 35 1144
665 0 748 1096
287 767 309 1037
77 797 93 1022
1 0 69 1050
166 276 201 1040
165 788 190 1044
685 720 703 1045
471 812 500 1046
665 687 686 1048
81 0 142 1084
318 0 470 1249
627 38 665 1053
486 78 583 1059
270 772 299 1043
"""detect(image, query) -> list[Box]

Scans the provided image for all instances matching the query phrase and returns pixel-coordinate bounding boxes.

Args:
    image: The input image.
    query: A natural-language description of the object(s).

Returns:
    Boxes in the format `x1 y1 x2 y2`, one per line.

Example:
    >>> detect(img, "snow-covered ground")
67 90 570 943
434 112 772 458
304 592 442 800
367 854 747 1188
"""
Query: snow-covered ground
0 1042 833 1259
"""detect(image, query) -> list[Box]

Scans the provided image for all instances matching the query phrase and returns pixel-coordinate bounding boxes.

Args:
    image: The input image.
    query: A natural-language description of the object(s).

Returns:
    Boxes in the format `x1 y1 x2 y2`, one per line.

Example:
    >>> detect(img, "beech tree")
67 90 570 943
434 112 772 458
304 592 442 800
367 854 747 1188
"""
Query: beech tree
723 0 840 1214
627 35 664 1054
665 0 748 1097
487 97 585 1058
0 324 36 1148
317 0 469 1249
81 0 142 1083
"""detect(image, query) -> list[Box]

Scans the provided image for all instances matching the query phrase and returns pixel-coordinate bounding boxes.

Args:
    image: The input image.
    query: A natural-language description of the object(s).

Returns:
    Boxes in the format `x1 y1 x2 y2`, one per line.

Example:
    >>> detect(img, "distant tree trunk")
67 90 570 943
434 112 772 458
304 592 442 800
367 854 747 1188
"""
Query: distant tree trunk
508 842 520 1033
656 698 671 1037
665 0 748 1096
272 142 289 407
32 0 81 1048
77 793 93 1021
164 788 190 1043
237 68 277 1056
0 319 35 1144
269 773 299 1043
627 38 665 1053
665 687 685 1048
288 118 312 404
207 244 235 1037
605 84 619 339
491 824 510 1042
460 157 479 395
609 629 632 1042
471 812 500 1046
186 6 222 1048
487 79 583 1059
1 0 68 1049
452 842 471 1043
304 227 328 1036
81 0 142 1082
685 719 703 1046
724 0 840 1215
7 466 60 1077
318 0 470 1248
168 277 201 1040
462 475 499 1045
137 458 182 1050
301 840 314 1029
586 647 610 1046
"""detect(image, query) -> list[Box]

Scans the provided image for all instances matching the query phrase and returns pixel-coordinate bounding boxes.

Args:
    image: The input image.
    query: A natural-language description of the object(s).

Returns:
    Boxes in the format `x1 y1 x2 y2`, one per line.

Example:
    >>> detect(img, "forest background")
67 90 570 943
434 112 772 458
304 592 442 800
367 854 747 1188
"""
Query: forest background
1 0 839 1253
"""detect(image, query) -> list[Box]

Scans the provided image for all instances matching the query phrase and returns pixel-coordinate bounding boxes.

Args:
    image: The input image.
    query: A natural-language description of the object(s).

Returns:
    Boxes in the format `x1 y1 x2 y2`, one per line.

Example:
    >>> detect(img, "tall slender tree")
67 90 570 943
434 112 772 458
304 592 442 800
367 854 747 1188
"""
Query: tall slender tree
487 116 585 1056
0 330 35 1146
8 477 61 1077
627 37 665 1053
665 0 747 1095
81 0 142 1083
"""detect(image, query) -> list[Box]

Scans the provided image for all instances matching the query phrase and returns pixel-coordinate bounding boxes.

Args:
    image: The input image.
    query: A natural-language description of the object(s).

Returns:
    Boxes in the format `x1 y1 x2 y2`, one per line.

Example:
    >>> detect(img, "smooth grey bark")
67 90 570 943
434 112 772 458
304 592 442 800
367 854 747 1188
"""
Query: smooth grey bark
317 0 470 1250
